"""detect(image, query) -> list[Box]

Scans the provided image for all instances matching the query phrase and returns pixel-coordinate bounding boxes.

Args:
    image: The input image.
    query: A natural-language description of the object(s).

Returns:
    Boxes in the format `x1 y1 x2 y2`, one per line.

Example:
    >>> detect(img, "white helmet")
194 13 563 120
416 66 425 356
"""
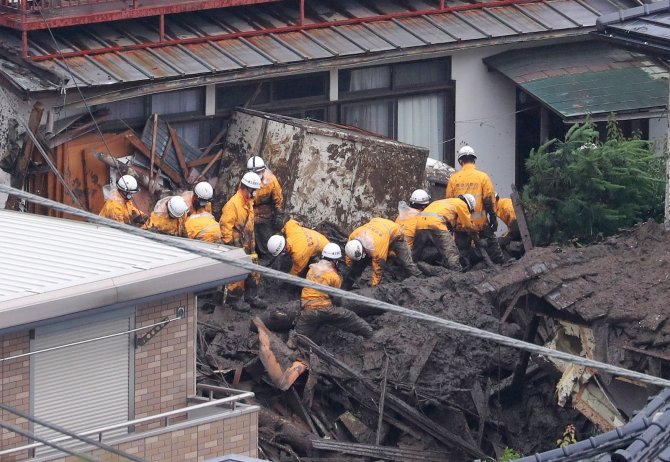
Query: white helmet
117 175 139 193
267 235 286 257
167 196 189 218
459 193 476 213
241 171 262 189
194 181 213 200
322 242 342 260
247 156 266 173
345 239 365 261
457 145 476 161
409 189 431 205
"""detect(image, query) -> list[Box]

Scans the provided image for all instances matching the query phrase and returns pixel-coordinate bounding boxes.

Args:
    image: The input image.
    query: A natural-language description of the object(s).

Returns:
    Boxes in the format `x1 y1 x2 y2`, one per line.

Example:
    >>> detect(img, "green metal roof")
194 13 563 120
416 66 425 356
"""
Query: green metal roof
485 41 667 121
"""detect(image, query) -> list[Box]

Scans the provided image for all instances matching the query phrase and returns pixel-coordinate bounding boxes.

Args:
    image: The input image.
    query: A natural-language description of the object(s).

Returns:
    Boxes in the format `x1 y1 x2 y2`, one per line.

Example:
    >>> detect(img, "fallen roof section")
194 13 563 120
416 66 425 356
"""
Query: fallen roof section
0 210 248 331
484 41 668 122
0 0 635 94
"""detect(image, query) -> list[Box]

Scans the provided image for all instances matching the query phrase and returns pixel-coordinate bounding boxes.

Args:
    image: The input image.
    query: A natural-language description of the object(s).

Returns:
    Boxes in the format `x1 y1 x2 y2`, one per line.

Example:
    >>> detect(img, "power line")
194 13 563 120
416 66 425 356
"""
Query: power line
3 184 670 389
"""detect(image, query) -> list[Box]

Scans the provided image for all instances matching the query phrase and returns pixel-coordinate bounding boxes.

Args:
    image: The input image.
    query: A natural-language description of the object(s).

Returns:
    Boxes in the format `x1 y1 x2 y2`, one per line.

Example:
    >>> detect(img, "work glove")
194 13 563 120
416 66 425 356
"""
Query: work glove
488 214 498 233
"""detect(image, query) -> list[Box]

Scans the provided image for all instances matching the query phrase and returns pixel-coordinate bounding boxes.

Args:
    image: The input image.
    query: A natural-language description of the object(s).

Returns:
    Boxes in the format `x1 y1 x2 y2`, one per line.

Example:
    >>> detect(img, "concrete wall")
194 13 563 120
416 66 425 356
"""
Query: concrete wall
0 91 32 208
648 115 668 156
452 45 517 199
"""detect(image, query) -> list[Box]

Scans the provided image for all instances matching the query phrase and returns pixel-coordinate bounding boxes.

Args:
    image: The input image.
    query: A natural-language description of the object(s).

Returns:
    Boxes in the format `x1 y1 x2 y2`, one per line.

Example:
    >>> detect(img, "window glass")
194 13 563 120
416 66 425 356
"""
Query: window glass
341 100 393 137
104 96 146 120
397 94 446 160
273 74 326 100
339 66 391 93
216 83 270 110
394 59 450 88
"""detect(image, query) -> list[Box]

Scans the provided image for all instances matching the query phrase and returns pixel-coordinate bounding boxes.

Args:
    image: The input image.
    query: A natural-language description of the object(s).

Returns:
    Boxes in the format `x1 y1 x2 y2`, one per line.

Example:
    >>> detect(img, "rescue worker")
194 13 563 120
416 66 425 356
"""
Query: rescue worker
343 217 422 290
98 175 147 226
295 243 373 340
446 145 505 267
143 195 189 237
182 181 214 216
247 156 284 257
185 183 222 243
219 171 264 309
412 194 477 271
396 189 431 249
496 194 523 258
267 218 329 277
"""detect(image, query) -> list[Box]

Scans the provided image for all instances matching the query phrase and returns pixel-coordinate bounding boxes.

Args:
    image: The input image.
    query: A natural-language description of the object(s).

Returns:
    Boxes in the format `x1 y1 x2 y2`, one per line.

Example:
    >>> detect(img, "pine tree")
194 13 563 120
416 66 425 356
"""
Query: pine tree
521 119 665 245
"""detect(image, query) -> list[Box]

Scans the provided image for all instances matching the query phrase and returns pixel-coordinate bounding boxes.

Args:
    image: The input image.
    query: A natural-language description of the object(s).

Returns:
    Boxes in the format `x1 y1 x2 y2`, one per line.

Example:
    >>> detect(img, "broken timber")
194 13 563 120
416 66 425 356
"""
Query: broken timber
511 184 533 252
296 334 487 458
312 440 447 462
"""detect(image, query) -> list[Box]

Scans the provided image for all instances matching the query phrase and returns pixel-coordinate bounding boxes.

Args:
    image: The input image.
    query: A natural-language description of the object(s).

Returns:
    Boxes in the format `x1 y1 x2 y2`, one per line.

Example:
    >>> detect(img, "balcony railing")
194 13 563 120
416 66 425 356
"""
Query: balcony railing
0 384 256 459
0 0 127 13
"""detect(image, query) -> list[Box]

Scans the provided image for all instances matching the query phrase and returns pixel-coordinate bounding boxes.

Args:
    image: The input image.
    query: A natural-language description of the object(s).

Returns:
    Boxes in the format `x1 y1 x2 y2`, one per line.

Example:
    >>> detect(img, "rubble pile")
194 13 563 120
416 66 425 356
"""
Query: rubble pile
195 221 670 460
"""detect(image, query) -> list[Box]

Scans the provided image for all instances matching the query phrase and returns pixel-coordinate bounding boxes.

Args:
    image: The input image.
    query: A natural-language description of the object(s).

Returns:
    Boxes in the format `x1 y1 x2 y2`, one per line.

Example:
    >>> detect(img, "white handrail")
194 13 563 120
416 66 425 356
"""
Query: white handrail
0 388 254 456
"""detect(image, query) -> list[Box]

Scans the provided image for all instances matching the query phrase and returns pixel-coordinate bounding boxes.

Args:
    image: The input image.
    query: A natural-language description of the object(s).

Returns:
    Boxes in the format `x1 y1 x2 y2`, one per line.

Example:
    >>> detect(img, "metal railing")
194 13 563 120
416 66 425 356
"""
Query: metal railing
0 0 130 13
0 384 254 458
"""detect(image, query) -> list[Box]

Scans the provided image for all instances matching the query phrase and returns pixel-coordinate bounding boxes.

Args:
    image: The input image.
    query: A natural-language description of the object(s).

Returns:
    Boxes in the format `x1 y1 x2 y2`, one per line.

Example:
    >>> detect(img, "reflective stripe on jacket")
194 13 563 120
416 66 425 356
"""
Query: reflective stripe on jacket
416 198 475 233
301 259 341 309
143 213 186 237
445 163 496 231
219 189 255 253
186 211 223 243
284 219 328 276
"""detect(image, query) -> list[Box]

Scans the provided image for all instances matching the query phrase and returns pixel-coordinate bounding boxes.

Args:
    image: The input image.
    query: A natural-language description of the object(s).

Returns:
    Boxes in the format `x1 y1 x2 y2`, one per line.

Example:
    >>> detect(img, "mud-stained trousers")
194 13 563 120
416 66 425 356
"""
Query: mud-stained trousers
254 220 275 256
412 228 461 270
390 239 423 278
454 227 506 267
295 305 373 339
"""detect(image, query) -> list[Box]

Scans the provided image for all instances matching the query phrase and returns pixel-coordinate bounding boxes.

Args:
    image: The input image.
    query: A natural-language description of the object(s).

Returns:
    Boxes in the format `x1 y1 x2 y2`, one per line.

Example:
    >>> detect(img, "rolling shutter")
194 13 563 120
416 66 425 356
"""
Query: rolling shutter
32 308 133 454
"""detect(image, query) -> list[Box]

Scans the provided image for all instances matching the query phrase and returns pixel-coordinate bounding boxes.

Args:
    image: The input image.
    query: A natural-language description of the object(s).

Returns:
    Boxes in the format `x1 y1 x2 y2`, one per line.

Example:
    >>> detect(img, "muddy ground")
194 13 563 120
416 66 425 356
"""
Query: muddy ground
197 221 670 460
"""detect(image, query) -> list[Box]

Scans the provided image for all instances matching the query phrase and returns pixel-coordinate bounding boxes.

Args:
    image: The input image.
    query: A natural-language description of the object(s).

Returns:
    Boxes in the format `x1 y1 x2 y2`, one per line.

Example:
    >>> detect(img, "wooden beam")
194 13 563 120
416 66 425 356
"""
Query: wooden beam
125 133 183 184
168 126 189 182
195 149 224 181
5 102 44 211
187 154 218 168
511 184 533 252
201 125 228 158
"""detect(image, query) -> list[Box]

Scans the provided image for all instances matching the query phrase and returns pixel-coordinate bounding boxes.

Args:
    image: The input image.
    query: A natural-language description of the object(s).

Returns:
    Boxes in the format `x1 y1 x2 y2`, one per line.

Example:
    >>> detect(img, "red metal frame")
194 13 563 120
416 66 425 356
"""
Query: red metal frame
27 0 544 61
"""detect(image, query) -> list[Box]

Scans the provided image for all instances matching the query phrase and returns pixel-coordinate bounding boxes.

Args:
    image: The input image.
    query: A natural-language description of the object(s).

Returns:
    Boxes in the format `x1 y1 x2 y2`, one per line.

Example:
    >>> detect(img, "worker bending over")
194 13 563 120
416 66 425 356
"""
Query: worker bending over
295 243 373 340
143 195 189 237
396 189 431 249
220 172 264 310
99 175 147 226
247 156 284 257
343 217 421 289
267 218 329 277
446 145 505 268
413 194 477 271
496 194 523 258
185 182 222 243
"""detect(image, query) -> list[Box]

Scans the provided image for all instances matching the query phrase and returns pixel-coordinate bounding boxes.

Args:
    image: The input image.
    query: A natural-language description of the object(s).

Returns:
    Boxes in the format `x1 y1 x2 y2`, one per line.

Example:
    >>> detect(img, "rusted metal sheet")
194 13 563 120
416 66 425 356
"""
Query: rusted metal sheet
216 109 428 230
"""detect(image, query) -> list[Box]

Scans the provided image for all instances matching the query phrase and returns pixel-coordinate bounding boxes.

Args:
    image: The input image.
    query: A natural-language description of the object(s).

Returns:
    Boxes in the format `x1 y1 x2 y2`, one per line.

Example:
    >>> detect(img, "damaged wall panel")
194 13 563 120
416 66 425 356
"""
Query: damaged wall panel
217 109 428 230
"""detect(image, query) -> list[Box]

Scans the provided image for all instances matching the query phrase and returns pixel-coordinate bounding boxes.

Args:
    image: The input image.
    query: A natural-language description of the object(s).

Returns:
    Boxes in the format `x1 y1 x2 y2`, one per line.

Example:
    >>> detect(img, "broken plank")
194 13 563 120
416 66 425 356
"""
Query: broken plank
312 440 448 462
126 132 182 184
500 287 526 324
168 125 189 182
186 154 218 168
339 411 374 443
290 388 319 436
201 125 228 158
407 337 437 385
195 149 224 181
511 184 533 252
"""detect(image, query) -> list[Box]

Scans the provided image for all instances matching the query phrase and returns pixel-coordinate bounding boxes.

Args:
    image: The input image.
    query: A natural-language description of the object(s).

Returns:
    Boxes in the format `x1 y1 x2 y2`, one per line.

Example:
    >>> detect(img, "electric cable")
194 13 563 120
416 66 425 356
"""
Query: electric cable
0 403 144 462
3 184 670 389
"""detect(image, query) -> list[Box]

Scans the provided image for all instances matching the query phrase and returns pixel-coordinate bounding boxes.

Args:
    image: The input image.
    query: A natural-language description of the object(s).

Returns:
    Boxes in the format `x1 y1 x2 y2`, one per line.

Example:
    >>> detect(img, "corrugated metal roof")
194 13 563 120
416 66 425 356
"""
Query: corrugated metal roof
0 0 636 92
484 41 667 120
0 210 245 306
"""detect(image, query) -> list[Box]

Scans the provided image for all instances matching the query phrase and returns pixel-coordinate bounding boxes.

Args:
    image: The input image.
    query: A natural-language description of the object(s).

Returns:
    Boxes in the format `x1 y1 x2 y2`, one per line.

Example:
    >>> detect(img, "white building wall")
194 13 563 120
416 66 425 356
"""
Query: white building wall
648 115 667 156
452 46 517 199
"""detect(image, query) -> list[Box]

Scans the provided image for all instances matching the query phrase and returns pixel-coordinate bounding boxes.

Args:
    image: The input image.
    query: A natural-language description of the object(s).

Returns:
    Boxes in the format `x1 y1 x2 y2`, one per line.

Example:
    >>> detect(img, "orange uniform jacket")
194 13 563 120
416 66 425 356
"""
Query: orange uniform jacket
496 198 516 229
143 213 186 237
347 217 404 287
445 164 496 231
301 260 341 309
416 198 475 233
98 190 145 225
182 191 213 216
283 219 329 276
395 205 421 249
220 189 255 253
254 169 283 222
186 211 223 243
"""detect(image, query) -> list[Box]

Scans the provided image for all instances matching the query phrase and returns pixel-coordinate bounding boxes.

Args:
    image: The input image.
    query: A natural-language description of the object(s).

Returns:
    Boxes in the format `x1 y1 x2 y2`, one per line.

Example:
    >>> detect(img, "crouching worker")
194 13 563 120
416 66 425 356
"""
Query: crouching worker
220 172 264 310
267 218 329 277
343 217 421 290
143 195 189 237
99 175 147 226
295 243 373 340
185 189 222 244
413 194 477 271
496 194 523 259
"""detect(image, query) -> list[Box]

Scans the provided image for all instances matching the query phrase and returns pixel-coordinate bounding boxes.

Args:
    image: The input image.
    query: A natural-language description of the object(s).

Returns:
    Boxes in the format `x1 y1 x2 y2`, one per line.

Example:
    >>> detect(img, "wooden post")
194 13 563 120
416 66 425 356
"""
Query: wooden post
665 76 670 228
149 113 158 193
5 102 44 210
511 184 533 252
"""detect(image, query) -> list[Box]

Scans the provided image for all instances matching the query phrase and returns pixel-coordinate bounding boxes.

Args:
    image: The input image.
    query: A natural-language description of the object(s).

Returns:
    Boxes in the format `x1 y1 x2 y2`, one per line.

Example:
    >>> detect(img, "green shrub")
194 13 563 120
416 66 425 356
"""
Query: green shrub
499 446 523 461
521 120 665 245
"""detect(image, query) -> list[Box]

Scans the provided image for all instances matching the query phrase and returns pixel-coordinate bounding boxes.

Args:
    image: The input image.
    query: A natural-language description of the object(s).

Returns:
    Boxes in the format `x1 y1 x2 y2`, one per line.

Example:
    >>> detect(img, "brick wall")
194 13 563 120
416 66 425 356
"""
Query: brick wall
0 331 31 462
53 408 259 462
135 293 196 429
